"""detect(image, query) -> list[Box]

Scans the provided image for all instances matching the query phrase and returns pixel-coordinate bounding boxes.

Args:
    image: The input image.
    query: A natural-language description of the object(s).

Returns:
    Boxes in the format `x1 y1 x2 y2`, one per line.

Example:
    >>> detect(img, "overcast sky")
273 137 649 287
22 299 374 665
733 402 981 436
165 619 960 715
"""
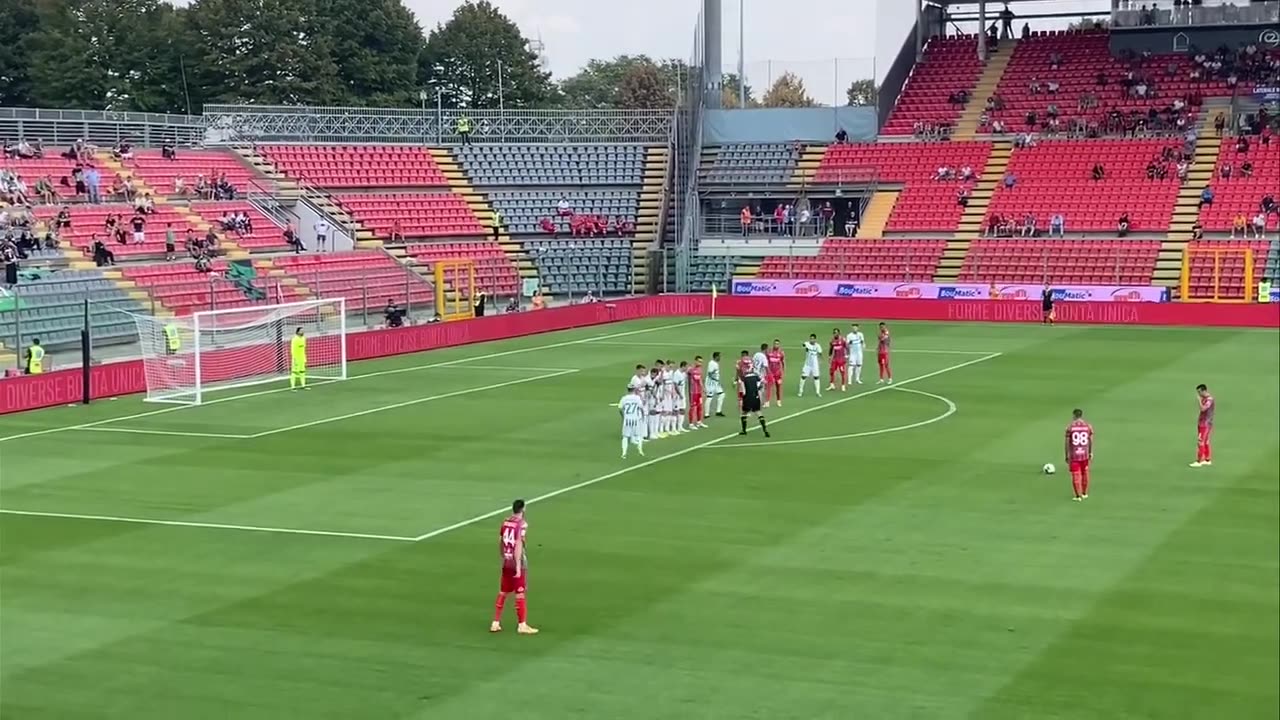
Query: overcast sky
410 0 1108 104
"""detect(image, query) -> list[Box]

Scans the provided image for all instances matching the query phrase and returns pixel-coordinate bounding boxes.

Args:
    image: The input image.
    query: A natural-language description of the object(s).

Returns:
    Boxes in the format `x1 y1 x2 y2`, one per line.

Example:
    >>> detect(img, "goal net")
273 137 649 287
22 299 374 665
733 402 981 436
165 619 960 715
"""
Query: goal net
124 298 347 404
1180 247 1255 304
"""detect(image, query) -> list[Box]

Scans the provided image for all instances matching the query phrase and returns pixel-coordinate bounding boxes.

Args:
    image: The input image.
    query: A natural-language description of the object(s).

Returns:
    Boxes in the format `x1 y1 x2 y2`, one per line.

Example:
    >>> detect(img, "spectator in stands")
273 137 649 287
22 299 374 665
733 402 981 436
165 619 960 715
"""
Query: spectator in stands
283 223 304 252
1049 51 1063 70
1046 80 1060 95
130 212 147 245
959 165 975 181
112 140 134 162
161 141 177 161
52 205 70 230
740 205 752 236
384 300 405 328
389 219 405 244
934 165 953 180
1021 214 1037 237
490 208 503 241
956 186 970 207
1262 195 1277 217
1250 212 1267 239
1199 186 1214 207
985 214 1002 237
991 119 1007 134
505 297 520 313
538 216 557 239
195 175 210 199
557 196 572 216
92 234 115 266
174 176 189 196
1029 77 1043 95
1117 213 1131 237
1003 172 1017 189
164 222 177 261
42 226 59 251
195 249 212 273
135 193 155 215
1241 160 1253 178
773 204 785 234
1095 70 1108 87
214 174 235 200
1091 163 1106 181
1176 160 1189 181
1049 213 1066 238
33 175 55 205
1231 213 1248 238
844 215 857 237
314 219 329 252
820 202 835 236
834 128 848 144
999 3 1015 39
1191 221 1204 240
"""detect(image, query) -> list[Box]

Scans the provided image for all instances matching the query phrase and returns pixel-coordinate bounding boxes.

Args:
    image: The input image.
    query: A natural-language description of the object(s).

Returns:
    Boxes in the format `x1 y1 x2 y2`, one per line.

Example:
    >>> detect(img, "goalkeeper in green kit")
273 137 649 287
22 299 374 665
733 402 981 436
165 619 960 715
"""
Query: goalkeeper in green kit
290 327 308 390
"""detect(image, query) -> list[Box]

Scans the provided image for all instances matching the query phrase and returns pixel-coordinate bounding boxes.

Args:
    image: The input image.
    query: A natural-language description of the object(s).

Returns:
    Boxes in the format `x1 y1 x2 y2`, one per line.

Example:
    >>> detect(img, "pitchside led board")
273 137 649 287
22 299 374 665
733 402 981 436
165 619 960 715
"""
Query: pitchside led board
731 280 1171 303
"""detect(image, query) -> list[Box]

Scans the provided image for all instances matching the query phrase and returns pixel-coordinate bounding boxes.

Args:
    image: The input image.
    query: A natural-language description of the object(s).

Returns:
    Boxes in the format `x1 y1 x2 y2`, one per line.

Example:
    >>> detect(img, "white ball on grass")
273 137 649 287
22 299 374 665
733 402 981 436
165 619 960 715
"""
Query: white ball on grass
1042 463 1056 475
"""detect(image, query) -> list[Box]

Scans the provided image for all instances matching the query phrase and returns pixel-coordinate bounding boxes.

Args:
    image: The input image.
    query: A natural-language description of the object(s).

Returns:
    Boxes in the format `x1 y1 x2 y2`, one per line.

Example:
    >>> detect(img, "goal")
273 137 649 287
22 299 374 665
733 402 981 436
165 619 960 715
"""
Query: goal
125 298 348 404
434 258 476 321
1180 246 1256 304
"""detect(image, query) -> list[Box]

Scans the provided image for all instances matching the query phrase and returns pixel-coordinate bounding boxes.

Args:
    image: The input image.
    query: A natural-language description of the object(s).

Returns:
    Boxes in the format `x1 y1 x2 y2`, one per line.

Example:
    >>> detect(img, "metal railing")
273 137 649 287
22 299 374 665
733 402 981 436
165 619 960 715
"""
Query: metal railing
755 250 935 283
702 213 856 238
203 105 673 145
1112 0 1279 28
0 107 206 147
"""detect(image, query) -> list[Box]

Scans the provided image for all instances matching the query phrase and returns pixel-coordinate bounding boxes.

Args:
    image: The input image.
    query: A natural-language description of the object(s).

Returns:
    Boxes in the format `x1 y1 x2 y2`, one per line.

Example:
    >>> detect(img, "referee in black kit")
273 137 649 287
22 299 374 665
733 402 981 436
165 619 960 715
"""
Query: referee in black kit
1041 283 1055 325
739 359 771 438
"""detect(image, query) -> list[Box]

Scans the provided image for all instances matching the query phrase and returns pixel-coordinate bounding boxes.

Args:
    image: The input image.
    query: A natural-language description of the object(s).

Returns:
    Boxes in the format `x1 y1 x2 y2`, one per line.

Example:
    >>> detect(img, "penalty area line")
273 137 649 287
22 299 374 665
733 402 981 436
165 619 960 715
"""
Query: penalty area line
412 352 1002 542
0 508 418 542
583 340 995 355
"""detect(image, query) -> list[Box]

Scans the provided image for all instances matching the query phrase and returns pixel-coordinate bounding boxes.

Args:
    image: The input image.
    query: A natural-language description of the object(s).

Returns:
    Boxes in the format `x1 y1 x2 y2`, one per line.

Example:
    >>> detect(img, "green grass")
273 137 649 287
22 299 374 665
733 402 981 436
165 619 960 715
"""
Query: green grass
1 317 1276 719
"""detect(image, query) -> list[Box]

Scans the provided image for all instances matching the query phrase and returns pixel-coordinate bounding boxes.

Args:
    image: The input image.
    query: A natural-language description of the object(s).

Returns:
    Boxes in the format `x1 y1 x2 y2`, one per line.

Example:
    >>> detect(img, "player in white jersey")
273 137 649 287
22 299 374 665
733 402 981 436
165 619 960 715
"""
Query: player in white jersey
659 361 679 436
752 344 770 378
704 351 726 417
673 361 689 433
628 364 649 392
845 323 866 385
645 366 661 440
799 334 823 398
618 387 646 458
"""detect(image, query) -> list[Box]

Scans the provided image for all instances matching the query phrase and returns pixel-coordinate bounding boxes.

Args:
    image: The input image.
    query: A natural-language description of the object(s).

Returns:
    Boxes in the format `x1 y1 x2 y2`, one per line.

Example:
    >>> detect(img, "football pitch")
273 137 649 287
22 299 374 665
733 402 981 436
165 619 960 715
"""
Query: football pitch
1 316 1276 719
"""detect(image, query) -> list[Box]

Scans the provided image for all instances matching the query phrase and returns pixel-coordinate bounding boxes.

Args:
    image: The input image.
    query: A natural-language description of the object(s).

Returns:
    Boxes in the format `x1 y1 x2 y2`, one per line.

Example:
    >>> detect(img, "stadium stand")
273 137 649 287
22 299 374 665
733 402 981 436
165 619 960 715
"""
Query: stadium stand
687 255 737 293
489 190 639 236
126 150 261 196
403 241 520 296
453 144 645 185
2 155 115 201
526 240 631 294
271 251 433 312
1198 137 1280 233
701 144 800 184
259 146 449 187
189 201 289 251
32 203 207 259
957 239 1160 284
815 142 994 232
121 261 290 315
335 193 486 239
759 239 946 281
880 35 985 136
984 139 1182 232
0 271 146 349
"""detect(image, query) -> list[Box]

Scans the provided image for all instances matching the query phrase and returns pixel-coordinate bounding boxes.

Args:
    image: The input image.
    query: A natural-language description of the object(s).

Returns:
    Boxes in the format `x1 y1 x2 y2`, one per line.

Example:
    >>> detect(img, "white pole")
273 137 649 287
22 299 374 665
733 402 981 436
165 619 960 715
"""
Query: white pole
738 0 746 108
193 312 203 405
338 297 348 379
497 60 505 114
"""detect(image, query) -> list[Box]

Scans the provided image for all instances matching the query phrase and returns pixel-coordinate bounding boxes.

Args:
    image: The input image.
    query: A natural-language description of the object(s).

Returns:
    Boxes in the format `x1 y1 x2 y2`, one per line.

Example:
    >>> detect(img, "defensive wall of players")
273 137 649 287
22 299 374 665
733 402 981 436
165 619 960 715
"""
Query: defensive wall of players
2 295 1275 415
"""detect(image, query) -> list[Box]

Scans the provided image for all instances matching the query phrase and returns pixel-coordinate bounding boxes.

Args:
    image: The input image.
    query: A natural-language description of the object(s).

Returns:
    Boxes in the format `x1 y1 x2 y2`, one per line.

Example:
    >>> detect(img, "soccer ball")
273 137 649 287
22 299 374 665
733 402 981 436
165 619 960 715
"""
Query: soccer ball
1042 463 1056 475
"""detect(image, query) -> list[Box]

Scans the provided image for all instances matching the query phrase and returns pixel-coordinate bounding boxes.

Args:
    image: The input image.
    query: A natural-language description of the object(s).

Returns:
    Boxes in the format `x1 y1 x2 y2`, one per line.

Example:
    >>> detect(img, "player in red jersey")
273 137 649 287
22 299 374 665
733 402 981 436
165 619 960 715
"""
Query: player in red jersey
491 499 538 635
735 350 752 410
687 355 707 429
765 339 786 407
828 328 848 391
1064 408 1094 501
876 322 892 383
1191 383 1214 467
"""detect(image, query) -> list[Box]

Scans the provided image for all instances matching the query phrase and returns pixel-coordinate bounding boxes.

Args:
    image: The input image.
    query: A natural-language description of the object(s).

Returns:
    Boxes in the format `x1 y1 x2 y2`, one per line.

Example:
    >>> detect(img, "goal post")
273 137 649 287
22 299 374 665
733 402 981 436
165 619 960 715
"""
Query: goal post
434 258 476 321
1180 247 1255 304
121 298 347 405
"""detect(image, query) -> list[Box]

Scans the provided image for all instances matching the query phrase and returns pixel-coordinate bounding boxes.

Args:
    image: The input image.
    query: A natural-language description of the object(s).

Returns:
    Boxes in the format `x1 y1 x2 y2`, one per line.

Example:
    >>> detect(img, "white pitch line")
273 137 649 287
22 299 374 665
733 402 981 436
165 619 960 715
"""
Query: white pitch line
434 364 582 372
72 427 254 439
0 508 418 542
712 387 957 448
0 319 711 444
584 341 993 355
245 369 578 439
412 352 1002 542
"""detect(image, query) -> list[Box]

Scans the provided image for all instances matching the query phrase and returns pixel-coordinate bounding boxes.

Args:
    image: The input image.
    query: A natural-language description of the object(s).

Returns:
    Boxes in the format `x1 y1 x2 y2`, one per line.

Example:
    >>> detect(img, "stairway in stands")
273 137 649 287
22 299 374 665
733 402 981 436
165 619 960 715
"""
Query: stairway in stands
635 146 669 292
233 147 376 249
1156 102 1227 291
792 144 823 187
935 140 1011 281
855 190 899 239
952 41 1017 140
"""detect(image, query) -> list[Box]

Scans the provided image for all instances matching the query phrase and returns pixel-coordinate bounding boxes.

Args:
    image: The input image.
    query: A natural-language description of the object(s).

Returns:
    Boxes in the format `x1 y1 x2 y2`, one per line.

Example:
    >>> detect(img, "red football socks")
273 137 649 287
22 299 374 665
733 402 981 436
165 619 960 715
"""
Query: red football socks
493 593 507 622
516 597 528 624
1198 441 1211 462
1071 472 1083 498
1080 469 1089 495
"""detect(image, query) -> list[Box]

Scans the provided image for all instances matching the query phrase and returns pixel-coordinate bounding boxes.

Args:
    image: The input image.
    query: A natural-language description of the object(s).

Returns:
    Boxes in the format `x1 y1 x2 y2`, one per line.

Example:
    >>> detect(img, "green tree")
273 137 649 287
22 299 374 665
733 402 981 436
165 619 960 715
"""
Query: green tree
0 0 38 107
324 0 424 106
720 72 756 108
844 78 878 107
420 0 553 109
618 62 670 109
761 71 816 108
186 0 344 106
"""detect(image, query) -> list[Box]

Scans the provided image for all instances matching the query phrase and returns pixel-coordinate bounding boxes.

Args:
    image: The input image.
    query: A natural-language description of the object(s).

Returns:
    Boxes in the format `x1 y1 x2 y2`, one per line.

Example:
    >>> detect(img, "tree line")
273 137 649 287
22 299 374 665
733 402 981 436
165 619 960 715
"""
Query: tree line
0 0 878 114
